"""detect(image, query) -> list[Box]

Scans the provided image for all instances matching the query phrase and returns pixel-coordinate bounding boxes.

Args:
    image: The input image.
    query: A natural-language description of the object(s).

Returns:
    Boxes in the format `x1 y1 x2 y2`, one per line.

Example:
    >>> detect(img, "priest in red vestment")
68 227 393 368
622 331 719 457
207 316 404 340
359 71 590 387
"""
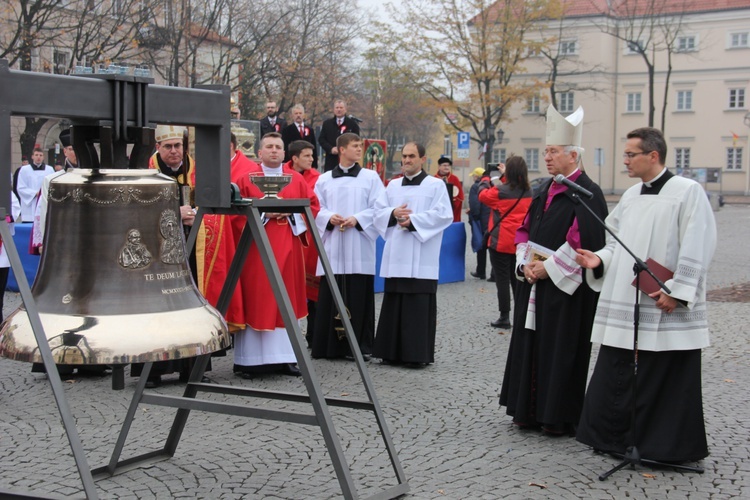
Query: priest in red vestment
232 132 318 377
284 140 322 345
196 133 256 330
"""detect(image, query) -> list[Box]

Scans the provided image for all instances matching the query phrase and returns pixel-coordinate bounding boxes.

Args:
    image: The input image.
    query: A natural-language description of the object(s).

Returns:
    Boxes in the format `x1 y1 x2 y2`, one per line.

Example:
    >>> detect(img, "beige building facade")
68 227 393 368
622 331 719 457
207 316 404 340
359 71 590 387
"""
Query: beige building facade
453 0 750 195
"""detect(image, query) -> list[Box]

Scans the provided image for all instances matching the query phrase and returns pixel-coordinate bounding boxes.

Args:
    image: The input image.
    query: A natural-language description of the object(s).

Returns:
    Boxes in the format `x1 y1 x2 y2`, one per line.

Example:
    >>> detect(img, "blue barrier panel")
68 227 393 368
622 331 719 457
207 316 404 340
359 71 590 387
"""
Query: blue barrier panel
374 221 466 293
7 223 40 292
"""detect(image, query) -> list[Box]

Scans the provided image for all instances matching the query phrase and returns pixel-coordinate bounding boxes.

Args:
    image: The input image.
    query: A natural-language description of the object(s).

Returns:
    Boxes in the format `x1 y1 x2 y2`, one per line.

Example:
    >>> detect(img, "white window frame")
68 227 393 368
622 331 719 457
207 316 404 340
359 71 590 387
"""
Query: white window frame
729 88 746 109
525 148 540 172
559 39 578 56
676 35 697 52
492 148 507 164
676 90 693 111
53 48 69 75
626 92 642 112
526 94 540 114
727 147 743 170
675 147 691 169
558 92 574 113
625 39 645 55
729 32 749 48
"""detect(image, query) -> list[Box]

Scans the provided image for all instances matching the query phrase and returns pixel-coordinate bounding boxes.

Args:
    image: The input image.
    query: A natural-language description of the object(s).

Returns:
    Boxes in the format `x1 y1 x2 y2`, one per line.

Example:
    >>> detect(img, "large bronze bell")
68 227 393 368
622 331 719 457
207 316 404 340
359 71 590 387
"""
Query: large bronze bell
0 169 230 365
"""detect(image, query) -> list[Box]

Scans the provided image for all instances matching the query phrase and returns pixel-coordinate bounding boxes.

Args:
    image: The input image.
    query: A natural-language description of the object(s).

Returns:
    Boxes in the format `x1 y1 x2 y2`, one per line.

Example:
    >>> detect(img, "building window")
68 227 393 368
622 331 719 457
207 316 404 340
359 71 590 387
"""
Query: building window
525 148 539 171
558 92 574 113
676 35 697 52
676 90 693 111
53 49 68 75
492 148 507 164
443 135 452 157
729 88 746 109
559 39 577 55
675 148 691 169
727 147 743 170
730 32 749 48
626 92 642 112
526 95 540 113
626 40 645 54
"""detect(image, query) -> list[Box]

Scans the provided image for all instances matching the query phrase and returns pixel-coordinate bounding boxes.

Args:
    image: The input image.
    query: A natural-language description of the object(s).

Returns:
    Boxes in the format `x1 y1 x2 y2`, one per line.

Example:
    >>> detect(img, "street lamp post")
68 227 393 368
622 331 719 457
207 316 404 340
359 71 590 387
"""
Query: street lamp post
484 125 496 169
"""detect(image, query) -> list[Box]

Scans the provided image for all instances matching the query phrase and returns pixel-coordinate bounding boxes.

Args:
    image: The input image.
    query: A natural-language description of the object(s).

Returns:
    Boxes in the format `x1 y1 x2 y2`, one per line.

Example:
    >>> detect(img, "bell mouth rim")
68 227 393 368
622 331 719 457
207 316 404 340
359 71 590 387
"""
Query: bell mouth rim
0 305 229 366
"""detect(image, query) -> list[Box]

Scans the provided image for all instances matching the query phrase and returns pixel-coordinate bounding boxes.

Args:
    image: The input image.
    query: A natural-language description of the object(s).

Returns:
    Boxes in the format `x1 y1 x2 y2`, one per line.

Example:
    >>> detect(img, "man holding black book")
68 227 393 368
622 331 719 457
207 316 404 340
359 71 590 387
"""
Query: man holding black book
575 127 716 463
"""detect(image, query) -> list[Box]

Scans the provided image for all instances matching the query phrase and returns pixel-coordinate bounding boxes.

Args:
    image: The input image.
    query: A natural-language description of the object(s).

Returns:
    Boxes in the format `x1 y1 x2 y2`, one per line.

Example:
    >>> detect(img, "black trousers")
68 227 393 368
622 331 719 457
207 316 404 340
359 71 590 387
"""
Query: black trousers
475 245 487 276
488 249 516 313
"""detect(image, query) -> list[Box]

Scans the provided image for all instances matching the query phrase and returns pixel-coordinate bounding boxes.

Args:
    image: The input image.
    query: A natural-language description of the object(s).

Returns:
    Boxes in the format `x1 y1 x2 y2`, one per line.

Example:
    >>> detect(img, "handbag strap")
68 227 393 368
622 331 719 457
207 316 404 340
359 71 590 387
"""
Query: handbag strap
489 190 525 238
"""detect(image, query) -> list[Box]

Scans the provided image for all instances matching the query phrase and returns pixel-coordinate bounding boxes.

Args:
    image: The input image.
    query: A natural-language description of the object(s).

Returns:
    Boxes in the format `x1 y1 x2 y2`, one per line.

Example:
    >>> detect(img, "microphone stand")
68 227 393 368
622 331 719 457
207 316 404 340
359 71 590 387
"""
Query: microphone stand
568 192 704 481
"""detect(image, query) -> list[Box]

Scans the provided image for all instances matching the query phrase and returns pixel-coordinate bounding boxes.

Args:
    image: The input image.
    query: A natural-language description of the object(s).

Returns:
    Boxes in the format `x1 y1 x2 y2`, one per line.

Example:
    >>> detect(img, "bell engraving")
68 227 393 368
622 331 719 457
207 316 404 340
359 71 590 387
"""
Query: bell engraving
119 229 153 269
159 209 185 264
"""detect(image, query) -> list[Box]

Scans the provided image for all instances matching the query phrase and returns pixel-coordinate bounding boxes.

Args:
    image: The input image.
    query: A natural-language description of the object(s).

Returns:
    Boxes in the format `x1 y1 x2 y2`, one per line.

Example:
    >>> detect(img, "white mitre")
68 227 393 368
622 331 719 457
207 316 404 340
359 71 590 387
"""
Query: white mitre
154 124 186 143
546 105 584 147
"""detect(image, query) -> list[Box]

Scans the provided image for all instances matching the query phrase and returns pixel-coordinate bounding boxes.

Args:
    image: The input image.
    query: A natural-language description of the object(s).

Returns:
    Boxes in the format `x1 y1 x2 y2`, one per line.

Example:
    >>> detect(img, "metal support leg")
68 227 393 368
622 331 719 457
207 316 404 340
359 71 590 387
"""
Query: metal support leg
0 217 99 500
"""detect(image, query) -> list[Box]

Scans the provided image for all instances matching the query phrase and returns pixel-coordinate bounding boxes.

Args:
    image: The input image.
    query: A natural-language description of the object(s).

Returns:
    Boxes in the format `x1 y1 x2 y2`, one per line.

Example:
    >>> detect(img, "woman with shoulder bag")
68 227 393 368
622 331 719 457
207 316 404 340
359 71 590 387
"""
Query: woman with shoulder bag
478 157 533 328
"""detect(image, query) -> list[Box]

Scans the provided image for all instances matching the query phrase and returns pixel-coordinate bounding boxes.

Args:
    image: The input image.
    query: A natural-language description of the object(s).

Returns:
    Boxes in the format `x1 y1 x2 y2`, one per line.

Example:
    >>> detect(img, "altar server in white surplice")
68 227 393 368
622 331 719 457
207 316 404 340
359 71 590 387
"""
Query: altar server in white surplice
575 127 716 463
372 142 452 367
311 133 384 360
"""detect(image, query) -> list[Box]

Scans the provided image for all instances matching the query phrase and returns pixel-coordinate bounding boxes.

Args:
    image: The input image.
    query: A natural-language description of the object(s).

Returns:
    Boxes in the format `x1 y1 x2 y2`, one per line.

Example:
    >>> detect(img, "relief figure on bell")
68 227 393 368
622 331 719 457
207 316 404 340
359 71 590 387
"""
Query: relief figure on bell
119 229 152 269
160 209 186 264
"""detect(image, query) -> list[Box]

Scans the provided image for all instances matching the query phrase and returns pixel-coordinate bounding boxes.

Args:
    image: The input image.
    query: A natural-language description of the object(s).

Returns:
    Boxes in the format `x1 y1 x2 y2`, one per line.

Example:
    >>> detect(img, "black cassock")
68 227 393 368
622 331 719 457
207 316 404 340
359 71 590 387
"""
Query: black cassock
499 173 607 431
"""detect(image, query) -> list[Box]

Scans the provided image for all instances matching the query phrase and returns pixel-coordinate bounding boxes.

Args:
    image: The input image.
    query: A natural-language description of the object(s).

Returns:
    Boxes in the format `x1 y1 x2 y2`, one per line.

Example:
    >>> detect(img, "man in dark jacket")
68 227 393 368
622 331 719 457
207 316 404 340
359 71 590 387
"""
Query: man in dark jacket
259 100 286 138
318 99 361 172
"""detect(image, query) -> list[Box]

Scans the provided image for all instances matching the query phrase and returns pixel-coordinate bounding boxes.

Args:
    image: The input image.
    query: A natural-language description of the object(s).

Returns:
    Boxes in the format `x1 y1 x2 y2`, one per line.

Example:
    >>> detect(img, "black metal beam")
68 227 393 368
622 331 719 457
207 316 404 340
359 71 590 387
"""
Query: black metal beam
0 59 231 209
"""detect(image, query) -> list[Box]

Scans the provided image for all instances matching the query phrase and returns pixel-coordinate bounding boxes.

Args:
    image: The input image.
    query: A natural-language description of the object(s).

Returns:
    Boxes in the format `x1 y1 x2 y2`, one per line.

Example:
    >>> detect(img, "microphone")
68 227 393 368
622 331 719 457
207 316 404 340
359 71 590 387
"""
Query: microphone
553 174 594 199
347 114 363 123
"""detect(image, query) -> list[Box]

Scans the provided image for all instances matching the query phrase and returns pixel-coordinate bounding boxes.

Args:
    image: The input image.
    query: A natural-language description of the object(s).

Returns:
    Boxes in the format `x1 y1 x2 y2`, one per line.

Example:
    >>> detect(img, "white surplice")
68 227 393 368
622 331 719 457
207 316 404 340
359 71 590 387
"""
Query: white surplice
373 174 453 280
314 167 384 275
586 175 717 351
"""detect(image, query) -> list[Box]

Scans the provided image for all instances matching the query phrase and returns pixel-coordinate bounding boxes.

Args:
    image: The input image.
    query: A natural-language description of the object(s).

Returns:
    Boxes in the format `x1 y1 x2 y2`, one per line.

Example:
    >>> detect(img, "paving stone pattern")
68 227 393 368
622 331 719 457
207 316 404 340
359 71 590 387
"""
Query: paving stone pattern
0 205 748 499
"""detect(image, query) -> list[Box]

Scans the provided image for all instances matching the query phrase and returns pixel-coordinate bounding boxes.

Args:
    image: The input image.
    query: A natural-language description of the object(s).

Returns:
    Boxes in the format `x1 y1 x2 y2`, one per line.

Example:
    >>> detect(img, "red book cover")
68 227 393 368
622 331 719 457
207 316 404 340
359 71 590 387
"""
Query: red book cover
631 258 674 295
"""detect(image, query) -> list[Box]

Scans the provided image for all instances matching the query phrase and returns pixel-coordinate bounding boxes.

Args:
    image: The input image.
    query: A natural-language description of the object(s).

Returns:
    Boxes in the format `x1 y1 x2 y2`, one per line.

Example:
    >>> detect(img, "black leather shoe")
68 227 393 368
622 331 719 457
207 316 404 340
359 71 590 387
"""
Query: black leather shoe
470 271 486 279
491 317 511 329
487 275 496 282
362 354 371 362
282 363 302 376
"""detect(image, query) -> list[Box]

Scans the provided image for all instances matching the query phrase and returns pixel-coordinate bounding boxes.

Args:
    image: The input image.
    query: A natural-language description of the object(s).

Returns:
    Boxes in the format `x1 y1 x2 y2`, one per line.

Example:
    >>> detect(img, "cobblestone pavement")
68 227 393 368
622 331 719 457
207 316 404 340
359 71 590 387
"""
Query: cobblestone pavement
1 205 748 499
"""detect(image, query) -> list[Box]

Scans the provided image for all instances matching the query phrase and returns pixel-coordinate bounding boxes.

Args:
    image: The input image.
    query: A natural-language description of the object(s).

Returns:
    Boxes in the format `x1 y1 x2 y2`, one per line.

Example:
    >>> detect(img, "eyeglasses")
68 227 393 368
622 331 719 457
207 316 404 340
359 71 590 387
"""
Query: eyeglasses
160 143 183 150
622 151 651 159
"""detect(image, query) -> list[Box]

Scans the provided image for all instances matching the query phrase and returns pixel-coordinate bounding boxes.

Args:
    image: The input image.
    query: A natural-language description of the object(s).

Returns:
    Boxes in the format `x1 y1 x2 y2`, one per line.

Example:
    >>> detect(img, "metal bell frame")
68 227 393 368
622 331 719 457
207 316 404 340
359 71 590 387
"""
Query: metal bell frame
0 60 408 499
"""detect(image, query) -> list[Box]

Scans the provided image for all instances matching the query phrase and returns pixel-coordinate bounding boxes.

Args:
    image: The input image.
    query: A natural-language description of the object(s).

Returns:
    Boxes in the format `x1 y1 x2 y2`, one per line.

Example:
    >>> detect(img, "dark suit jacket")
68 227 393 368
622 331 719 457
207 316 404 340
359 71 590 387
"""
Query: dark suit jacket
281 122 318 169
318 116 361 171
259 116 286 138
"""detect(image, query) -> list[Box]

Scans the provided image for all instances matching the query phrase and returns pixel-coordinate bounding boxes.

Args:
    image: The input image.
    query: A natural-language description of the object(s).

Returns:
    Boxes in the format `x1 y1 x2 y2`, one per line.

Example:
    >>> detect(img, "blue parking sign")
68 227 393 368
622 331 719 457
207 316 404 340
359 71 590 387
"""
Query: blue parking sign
457 132 470 149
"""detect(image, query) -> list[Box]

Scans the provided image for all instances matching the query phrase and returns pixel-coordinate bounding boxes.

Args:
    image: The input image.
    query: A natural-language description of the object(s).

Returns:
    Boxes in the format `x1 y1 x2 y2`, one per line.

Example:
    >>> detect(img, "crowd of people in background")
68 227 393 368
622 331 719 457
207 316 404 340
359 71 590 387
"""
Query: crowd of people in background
8 97 717 467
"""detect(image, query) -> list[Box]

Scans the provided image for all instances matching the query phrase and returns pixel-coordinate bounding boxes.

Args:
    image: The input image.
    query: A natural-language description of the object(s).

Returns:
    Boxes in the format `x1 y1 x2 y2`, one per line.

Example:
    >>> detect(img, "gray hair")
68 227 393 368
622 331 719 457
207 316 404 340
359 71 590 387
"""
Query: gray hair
564 145 585 165
292 104 305 113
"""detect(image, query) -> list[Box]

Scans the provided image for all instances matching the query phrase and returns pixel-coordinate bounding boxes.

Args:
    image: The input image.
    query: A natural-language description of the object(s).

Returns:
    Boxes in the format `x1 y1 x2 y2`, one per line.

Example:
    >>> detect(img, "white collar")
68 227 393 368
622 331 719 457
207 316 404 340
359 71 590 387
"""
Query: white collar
261 164 283 175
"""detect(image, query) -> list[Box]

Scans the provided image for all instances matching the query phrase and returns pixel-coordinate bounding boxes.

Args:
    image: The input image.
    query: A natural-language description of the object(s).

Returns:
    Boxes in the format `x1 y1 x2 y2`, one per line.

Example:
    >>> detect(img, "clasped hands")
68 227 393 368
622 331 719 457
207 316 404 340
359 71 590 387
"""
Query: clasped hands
523 260 548 284
330 214 358 231
392 204 412 228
